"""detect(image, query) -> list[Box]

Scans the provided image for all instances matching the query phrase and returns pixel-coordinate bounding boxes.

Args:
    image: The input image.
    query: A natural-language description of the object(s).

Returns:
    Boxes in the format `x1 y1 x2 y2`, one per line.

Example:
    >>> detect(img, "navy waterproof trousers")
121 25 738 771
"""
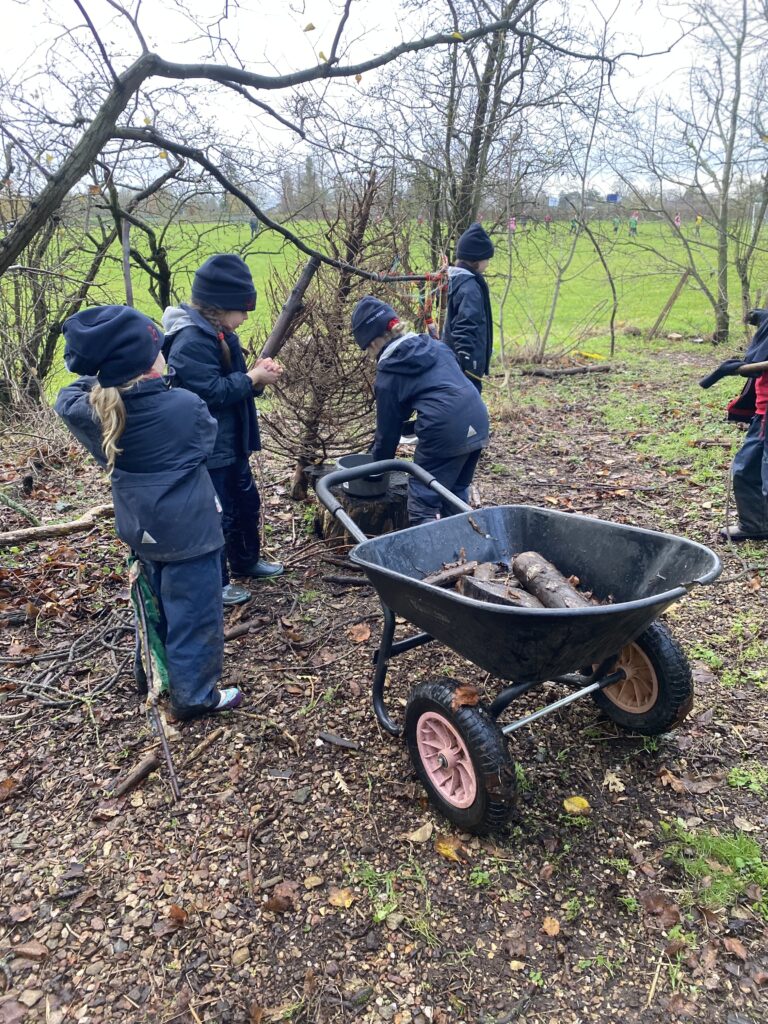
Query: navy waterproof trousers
208 455 262 584
408 450 483 526
732 415 768 534
140 548 224 719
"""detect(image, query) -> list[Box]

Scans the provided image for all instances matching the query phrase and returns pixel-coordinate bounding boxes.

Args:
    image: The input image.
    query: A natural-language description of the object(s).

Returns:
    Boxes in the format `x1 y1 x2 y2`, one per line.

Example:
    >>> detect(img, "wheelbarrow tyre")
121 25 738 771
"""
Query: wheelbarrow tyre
592 621 693 735
405 677 516 835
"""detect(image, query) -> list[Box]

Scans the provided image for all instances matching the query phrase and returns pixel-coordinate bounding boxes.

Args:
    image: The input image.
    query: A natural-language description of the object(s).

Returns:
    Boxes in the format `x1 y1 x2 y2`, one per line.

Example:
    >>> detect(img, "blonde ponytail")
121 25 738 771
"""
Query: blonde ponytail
89 376 143 474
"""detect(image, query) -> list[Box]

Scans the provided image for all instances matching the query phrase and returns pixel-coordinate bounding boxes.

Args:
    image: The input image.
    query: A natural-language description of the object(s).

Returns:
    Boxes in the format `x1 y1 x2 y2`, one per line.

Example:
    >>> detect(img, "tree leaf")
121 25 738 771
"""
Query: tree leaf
542 916 560 936
451 685 480 710
723 936 748 960
168 904 188 925
346 623 371 643
603 770 625 793
401 821 434 843
328 887 355 908
434 834 469 863
563 795 591 815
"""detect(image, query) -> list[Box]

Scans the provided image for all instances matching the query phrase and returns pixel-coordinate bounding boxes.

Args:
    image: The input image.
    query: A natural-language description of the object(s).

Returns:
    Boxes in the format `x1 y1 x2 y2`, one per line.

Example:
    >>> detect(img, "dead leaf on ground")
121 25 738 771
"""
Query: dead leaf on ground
328 887 355 908
0 777 19 803
264 894 292 914
563 795 591 815
401 821 434 844
542 916 560 936
249 1003 265 1024
723 936 748 960
168 904 188 925
304 874 324 889
659 768 720 794
434 834 471 864
747 575 761 592
346 623 371 643
603 770 626 793
9 904 33 923
451 685 480 710
640 889 681 929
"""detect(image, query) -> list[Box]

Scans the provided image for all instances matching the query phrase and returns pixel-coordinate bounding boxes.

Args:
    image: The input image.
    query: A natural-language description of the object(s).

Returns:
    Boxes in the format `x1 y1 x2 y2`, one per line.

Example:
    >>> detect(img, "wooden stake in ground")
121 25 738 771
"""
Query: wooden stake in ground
646 270 690 341
512 552 592 609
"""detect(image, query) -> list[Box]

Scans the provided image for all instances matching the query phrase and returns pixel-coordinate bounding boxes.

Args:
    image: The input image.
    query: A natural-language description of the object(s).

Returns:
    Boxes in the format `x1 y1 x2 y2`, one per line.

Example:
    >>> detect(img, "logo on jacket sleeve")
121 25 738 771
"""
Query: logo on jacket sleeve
140 530 157 544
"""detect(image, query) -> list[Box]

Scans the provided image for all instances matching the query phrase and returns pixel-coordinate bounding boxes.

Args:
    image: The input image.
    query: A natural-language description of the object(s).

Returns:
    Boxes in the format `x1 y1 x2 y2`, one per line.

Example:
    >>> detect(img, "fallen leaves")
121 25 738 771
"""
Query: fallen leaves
0 776 19 802
328 887 355 908
723 936 748 960
450 684 480 710
434 834 471 863
346 623 371 643
541 916 560 936
659 769 720 794
603 770 626 793
12 940 48 961
562 795 591 815
401 821 434 844
640 890 681 930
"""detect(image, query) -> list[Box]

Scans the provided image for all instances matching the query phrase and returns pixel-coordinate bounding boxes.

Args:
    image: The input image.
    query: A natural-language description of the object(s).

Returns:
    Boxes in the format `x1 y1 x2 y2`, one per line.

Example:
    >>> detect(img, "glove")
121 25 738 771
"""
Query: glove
401 419 417 437
699 358 747 389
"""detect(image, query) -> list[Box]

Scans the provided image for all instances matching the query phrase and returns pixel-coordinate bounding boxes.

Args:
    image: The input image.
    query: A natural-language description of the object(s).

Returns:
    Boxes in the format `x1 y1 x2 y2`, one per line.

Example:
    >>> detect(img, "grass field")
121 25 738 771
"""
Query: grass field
45 216 768 393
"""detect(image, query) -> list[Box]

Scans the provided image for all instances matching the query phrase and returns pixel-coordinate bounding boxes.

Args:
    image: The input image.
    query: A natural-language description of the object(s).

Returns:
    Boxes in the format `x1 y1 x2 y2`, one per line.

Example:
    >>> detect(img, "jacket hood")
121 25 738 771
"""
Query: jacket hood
162 303 217 339
377 332 438 375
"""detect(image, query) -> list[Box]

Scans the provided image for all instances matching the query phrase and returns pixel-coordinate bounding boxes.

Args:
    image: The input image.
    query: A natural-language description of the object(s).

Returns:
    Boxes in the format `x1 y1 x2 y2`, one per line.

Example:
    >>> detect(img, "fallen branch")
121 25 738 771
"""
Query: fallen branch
322 574 372 587
111 748 162 797
180 726 227 769
224 614 271 640
520 365 611 378
0 503 113 546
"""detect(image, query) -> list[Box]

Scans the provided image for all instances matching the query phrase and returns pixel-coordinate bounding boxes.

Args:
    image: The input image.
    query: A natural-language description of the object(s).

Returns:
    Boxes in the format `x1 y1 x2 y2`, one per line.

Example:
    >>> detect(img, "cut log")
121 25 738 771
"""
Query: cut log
473 562 522 587
422 560 479 588
0 503 114 547
316 472 409 544
512 551 591 609
457 575 544 608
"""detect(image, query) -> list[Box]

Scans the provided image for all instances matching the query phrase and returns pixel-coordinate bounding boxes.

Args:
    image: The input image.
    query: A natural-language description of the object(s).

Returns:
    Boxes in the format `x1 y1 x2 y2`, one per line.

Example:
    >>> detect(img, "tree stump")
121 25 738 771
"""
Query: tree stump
309 466 409 544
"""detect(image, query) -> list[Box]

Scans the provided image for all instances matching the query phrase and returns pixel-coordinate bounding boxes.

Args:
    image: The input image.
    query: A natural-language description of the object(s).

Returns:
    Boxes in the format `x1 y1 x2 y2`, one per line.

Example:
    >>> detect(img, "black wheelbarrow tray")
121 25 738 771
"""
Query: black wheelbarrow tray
317 460 722 834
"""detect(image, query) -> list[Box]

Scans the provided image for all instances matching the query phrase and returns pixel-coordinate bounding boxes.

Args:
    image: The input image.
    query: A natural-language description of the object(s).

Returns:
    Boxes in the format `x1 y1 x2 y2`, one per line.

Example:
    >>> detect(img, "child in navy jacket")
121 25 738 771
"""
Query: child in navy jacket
54 305 242 721
163 254 283 607
443 223 495 391
352 296 489 525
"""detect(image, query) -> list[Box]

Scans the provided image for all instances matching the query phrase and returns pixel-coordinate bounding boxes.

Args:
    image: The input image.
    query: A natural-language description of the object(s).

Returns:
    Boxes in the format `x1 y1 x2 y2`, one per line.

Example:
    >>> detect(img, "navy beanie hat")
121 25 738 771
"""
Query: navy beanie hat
456 223 494 262
62 305 163 388
192 254 257 311
351 296 400 349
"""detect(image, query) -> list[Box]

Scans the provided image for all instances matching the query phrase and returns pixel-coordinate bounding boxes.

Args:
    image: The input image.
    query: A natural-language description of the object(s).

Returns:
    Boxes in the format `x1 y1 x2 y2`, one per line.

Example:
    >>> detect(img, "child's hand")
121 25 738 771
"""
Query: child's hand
248 358 283 387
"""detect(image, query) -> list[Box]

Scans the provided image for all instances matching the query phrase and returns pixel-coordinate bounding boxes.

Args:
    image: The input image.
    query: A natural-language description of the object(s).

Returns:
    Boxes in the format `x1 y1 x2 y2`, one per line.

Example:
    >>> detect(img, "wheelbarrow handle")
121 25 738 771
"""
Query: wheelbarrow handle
316 459 472 544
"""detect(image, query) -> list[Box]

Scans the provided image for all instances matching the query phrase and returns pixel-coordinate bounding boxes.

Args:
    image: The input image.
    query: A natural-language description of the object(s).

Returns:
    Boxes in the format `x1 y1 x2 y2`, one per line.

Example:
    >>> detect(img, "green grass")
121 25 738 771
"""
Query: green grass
661 819 768 919
36 217 768 398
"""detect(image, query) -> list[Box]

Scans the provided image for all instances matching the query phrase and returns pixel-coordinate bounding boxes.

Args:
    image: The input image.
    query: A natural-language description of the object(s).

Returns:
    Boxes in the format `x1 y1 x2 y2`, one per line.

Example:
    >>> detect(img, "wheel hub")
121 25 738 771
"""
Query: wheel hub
414 711 478 809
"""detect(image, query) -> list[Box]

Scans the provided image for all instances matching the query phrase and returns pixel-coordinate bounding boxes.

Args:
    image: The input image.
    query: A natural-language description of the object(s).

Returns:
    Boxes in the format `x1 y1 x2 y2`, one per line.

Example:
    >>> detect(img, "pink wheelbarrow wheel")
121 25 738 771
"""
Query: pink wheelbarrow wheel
405 677 516 834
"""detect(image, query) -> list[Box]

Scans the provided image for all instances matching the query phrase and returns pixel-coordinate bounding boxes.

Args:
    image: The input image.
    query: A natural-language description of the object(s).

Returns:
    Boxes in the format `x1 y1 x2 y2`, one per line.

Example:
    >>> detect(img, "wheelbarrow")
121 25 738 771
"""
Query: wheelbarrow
316 461 722 834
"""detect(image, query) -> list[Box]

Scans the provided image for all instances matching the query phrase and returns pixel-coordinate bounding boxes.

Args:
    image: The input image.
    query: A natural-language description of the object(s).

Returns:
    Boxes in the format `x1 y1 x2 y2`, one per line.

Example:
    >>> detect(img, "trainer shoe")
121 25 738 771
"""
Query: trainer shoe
222 583 252 605
232 559 284 579
718 524 768 542
212 687 244 713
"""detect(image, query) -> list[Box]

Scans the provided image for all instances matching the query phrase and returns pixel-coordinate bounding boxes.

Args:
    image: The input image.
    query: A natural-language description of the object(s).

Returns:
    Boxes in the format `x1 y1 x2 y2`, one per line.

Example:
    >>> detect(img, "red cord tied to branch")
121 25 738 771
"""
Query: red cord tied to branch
387 318 400 331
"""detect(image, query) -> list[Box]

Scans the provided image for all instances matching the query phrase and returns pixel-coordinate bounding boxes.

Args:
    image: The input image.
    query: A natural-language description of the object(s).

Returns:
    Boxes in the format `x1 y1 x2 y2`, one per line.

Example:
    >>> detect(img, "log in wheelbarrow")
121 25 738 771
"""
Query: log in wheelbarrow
316 460 722 834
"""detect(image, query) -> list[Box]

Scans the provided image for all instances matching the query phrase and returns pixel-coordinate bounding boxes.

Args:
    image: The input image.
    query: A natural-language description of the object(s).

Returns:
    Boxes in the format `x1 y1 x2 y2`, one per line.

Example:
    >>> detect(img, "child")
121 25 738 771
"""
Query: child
351 296 489 525
163 254 283 607
54 305 242 720
442 223 494 392
612 214 620 236
706 309 768 541
628 212 639 237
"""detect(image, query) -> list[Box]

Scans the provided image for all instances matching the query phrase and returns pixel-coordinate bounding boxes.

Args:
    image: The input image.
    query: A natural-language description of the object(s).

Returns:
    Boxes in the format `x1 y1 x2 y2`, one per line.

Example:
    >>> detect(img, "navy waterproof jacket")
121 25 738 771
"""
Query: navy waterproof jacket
54 376 224 563
370 332 490 462
443 264 494 381
162 305 260 469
